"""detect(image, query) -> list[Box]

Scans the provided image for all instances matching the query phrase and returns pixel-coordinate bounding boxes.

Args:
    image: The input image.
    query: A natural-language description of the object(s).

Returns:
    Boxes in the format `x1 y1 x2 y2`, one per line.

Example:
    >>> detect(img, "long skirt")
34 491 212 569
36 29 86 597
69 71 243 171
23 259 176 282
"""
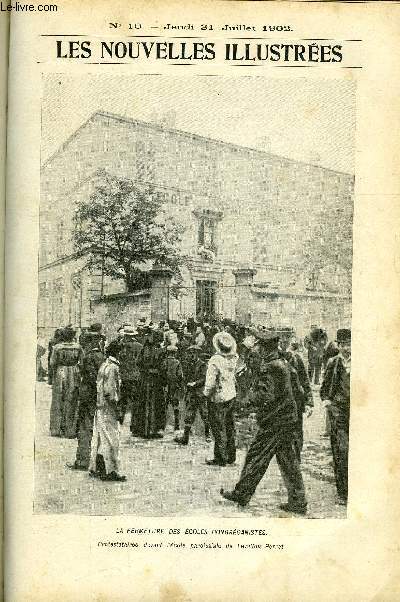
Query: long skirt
89 407 120 475
49 365 80 438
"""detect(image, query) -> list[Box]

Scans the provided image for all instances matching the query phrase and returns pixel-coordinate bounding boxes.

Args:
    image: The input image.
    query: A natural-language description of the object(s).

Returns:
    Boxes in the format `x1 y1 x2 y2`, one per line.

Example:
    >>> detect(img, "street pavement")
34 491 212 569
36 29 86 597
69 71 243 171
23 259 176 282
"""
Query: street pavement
34 382 346 518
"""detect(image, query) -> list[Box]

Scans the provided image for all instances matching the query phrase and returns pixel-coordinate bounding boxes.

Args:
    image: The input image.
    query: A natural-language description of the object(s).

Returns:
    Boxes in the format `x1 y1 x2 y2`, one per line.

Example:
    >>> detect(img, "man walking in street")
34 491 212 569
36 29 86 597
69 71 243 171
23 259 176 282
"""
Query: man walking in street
221 329 307 514
320 328 351 505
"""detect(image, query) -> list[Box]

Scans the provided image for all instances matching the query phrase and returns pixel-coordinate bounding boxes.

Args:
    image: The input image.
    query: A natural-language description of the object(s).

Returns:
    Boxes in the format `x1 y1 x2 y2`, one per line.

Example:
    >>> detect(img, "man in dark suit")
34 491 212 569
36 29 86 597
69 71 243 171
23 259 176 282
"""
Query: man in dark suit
320 328 351 505
221 329 307 514
304 325 327 385
279 330 313 461
118 325 143 434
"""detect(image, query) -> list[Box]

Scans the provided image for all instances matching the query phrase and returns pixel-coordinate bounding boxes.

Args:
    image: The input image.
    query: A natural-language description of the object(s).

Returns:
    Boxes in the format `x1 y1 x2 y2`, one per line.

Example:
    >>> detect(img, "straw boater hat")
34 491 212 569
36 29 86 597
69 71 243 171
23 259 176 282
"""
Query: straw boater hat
213 332 237 356
242 334 256 349
123 325 138 336
166 345 178 352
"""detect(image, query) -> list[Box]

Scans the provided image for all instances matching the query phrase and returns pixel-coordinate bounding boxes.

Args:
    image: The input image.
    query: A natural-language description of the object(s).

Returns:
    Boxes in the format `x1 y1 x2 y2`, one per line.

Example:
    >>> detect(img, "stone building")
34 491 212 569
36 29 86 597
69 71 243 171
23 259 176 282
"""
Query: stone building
39 111 353 340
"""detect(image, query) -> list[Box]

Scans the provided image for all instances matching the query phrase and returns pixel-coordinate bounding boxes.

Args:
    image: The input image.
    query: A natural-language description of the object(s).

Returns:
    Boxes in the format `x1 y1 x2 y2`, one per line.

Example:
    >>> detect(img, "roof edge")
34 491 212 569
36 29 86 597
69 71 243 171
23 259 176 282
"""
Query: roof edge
41 109 355 178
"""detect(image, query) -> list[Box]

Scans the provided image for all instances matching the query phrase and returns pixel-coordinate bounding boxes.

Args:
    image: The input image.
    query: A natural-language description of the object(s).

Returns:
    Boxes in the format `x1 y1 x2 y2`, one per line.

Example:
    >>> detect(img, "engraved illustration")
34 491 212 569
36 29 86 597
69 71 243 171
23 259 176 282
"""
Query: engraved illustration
35 75 354 516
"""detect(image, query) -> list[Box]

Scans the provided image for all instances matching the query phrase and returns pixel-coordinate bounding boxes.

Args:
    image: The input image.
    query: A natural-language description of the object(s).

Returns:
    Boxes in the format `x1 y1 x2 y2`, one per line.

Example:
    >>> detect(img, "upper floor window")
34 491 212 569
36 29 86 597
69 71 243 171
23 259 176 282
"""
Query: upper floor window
198 216 216 250
194 208 223 259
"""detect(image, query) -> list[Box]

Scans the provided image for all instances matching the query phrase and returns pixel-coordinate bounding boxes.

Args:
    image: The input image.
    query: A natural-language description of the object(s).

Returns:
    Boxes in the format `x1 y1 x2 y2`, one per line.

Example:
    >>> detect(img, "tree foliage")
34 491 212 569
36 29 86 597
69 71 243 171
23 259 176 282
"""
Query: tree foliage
73 172 186 292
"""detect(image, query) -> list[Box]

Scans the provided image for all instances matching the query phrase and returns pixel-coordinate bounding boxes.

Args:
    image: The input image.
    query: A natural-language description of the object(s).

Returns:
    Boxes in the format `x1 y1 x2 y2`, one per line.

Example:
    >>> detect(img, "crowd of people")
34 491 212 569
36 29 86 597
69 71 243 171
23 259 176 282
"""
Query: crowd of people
41 317 351 511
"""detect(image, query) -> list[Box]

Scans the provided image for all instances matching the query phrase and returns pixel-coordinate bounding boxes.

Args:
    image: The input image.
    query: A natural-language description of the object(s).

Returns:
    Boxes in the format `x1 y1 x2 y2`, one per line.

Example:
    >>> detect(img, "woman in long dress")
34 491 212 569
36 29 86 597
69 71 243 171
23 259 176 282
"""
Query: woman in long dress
89 341 126 482
49 327 83 438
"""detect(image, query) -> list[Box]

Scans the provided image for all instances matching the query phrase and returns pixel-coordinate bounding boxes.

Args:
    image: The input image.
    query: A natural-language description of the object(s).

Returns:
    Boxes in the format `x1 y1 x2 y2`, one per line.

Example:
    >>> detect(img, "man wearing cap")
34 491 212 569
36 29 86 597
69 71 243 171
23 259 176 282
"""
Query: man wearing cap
175 345 211 445
203 332 238 466
320 328 351 505
118 325 143 434
221 329 307 514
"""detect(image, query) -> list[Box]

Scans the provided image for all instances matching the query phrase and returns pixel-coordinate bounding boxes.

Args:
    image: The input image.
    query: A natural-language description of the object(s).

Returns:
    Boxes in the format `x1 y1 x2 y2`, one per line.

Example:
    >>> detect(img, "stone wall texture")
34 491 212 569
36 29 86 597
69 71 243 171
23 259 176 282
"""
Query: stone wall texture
39 111 353 339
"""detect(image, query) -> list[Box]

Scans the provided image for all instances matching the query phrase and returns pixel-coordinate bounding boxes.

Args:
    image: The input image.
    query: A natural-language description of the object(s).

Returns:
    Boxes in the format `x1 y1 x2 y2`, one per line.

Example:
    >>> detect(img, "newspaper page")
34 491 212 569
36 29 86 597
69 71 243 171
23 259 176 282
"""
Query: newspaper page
4 0 400 600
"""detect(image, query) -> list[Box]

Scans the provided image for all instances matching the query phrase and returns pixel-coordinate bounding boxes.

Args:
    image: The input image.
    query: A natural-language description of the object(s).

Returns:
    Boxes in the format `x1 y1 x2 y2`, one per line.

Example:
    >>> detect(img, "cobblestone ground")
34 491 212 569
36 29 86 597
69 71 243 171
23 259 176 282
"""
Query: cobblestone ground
34 382 346 518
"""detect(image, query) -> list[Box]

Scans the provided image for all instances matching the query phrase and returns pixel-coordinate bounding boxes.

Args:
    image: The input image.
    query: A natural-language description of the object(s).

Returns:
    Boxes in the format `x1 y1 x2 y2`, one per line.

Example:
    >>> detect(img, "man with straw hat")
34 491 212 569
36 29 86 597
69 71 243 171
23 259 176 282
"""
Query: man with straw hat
203 331 238 466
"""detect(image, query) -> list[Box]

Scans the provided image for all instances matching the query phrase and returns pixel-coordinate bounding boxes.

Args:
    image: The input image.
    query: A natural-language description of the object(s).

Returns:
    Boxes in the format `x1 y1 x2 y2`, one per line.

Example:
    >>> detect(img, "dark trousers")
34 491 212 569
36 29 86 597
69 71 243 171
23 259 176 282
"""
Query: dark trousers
208 399 236 465
293 412 304 462
165 385 181 410
328 407 349 501
120 380 139 434
75 408 95 469
308 358 322 385
233 427 306 506
184 392 209 430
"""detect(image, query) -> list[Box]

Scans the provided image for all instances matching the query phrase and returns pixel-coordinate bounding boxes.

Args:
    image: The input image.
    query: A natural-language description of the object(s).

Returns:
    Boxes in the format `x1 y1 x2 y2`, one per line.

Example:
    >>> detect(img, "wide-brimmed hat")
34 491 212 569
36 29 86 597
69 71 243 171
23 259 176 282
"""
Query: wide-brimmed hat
213 332 237 356
187 344 202 352
166 345 178 352
242 334 256 349
88 322 102 333
336 328 351 343
124 325 138 336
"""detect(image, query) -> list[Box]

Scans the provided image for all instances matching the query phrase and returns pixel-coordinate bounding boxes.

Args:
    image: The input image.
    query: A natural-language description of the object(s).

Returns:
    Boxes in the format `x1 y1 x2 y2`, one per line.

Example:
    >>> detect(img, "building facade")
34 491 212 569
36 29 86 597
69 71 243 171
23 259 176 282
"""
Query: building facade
39 111 353 340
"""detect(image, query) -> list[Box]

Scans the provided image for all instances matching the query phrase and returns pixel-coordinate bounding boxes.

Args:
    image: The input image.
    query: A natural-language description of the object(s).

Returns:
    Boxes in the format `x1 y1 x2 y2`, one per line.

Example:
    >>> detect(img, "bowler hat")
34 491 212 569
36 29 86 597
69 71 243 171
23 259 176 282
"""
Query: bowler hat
63 326 76 342
213 332 237 356
336 328 351 343
250 328 279 344
88 323 102 333
250 328 279 347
